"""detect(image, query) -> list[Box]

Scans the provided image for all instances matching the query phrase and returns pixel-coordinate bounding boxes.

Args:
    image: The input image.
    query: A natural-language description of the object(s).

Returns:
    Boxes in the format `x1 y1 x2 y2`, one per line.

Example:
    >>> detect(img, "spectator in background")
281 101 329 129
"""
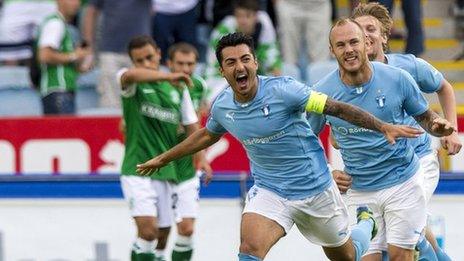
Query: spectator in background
0 0 56 65
83 0 152 109
152 0 199 64
211 0 270 27
370 0 425 56
37 0 90 115
275 0 332 66
205 0 282 101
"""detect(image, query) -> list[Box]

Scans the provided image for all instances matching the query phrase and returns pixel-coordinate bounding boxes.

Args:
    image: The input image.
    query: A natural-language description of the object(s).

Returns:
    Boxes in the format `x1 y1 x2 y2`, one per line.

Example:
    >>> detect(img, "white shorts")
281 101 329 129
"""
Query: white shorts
243 181 350 248
120 176 174 228
172 176 200 222
419 151 440 204
346 168 427 255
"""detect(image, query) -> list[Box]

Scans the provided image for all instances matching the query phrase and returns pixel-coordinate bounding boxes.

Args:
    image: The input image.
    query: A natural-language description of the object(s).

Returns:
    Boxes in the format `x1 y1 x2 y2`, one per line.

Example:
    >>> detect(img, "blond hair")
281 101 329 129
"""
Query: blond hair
352 2 393 39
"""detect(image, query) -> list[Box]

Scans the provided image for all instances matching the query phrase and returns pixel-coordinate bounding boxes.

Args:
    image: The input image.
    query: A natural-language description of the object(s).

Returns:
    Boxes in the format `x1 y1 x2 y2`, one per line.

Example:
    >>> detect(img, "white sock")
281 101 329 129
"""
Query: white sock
132 237 156 254
155 249 165 258
173 235 193 252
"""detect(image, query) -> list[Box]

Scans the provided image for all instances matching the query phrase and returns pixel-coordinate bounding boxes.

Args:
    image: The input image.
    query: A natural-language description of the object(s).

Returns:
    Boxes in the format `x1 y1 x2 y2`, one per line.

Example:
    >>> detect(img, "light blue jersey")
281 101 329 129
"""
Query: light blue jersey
387 53 444 158
308 62 429 191
206 76 331 200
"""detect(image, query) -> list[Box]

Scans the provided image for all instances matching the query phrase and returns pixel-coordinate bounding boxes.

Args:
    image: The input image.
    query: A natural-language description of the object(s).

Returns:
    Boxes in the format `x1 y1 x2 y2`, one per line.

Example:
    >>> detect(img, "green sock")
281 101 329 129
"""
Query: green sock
171 249 193 261
171 235 193 261
131 238 157 261
134 252 156 261
131 250 137 261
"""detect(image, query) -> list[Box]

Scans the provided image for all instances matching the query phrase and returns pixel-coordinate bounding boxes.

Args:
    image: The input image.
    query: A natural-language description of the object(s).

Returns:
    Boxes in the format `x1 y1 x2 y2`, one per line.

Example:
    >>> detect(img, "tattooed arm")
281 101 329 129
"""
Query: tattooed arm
322 98 423 144
413 109 456 137
323 98 384 132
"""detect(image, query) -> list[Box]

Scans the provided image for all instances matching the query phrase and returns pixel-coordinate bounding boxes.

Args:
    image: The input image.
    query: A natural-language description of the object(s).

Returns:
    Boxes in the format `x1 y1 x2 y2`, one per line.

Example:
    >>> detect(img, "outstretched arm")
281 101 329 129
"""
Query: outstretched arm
321 98 423 144
136 128 222 176
120 68 193 88
413 109 456 137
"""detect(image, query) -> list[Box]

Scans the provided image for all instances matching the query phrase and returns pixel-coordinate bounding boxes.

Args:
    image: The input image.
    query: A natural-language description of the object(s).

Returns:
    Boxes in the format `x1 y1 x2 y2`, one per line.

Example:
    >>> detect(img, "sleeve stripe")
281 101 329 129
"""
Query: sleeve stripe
305 91 328 114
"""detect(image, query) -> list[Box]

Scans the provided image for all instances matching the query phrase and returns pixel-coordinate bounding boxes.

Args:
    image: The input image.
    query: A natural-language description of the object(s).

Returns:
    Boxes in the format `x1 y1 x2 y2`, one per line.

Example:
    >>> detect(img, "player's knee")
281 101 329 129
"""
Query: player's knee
139 226 158 241
388 249 413 261
239 240 264 257
178 223 194 237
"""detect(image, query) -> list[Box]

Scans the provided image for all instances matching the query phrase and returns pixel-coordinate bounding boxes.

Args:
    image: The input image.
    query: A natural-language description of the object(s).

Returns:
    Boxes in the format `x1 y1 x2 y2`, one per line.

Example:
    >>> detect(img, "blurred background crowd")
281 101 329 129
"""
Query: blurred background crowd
0 0 464 116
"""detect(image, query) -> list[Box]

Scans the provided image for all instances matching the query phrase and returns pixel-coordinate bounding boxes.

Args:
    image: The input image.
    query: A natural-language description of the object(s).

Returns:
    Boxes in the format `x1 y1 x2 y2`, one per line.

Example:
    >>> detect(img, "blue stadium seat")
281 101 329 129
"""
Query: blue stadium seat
77 107 121 116
0 88 43 116
77 68 99 88
76 69 99 112
306 60 338 86
0 66 31 89
0 66 42 116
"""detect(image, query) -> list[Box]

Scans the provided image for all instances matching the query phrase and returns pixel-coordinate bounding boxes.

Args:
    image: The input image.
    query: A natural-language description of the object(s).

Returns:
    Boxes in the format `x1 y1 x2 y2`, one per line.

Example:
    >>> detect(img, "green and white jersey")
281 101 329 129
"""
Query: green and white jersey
37 12 78 96
205 11 282 81
175 74 208 183
118 68 198 182
189 74 208 111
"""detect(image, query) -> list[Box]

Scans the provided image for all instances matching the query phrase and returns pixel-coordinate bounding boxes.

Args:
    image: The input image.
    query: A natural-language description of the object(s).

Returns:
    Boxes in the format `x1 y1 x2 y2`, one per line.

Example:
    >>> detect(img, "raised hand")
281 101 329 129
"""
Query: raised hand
136 157 165 176
193 152 213 186
440 131 462 155
380 124 424 144
169 72 193 88
431 118 456 137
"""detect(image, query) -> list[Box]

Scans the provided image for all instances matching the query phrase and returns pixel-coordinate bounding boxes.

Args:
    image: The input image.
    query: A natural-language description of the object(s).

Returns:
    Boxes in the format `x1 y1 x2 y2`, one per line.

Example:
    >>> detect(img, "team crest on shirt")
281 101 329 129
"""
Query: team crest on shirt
261 104 270 117
225 111 235 122
375 95 386 108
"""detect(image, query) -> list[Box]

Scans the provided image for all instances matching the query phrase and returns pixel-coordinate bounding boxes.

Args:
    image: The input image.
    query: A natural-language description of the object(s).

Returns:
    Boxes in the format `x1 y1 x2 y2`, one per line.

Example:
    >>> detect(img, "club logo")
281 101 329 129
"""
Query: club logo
225 111 235 122
261 104 270 117
376 95 386 108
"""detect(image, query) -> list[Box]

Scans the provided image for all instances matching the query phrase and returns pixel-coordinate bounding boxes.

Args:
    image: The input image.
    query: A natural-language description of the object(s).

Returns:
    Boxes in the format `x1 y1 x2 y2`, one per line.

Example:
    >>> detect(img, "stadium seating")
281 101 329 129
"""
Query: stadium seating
0 66 42 116
0 66 102 116
76 69 99 112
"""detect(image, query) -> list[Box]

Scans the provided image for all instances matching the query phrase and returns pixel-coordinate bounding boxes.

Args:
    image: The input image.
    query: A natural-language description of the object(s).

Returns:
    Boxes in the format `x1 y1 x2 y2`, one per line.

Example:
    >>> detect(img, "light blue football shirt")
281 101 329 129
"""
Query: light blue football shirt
206 76 332 200
308 62 429 191
387 53 444 157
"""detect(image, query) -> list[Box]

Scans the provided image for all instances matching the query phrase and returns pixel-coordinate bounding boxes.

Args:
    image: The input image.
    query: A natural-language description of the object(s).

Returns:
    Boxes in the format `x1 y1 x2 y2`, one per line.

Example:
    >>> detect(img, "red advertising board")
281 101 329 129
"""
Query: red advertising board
2 116 462 175
0 116 263 175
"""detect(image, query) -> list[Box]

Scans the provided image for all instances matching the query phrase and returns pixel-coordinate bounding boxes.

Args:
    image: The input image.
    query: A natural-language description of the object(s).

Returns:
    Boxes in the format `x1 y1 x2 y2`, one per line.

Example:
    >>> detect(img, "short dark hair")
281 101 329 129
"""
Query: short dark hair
167 42 199 61
127 35 158 57
233 0 260 12
215 32 255 65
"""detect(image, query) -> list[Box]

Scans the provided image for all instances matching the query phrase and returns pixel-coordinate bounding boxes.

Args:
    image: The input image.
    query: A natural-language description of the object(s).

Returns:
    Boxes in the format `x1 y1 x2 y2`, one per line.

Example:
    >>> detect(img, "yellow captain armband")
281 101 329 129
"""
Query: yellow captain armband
305 91 328 114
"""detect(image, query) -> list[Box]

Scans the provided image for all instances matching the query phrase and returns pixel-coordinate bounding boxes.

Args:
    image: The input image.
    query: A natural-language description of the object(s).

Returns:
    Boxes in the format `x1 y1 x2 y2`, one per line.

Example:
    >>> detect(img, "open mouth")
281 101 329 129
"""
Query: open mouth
236 74 248 88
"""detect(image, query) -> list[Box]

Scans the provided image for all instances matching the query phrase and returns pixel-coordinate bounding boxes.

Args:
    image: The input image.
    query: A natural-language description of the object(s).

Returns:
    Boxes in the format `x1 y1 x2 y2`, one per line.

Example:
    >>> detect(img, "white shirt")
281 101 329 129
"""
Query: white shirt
38 15 65 49
152 0 198 14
